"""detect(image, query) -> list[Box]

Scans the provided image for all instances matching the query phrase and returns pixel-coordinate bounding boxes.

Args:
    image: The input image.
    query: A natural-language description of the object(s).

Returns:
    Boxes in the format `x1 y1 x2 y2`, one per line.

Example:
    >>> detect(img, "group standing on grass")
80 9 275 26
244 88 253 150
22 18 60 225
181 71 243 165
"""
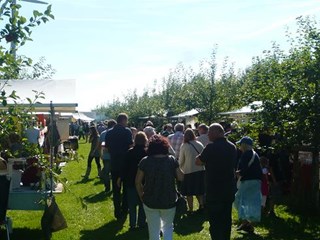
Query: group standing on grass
81 112 282 240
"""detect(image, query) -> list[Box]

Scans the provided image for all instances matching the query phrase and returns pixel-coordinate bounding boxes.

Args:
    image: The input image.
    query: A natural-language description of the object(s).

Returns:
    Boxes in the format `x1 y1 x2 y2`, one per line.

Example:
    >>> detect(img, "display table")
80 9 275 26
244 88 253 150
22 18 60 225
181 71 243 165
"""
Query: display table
8 187 46 210
7 158 46 210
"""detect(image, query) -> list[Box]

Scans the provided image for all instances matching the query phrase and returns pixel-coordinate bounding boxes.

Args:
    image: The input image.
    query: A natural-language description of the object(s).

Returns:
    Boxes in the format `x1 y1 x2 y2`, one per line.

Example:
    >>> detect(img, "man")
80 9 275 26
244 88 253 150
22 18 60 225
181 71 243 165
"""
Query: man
105 113 133 220
25 120 40 146
196 123 210 147
161 123 173 137
97 121 107 135
168 123 184 160
99 119 116 193
196 123 237 240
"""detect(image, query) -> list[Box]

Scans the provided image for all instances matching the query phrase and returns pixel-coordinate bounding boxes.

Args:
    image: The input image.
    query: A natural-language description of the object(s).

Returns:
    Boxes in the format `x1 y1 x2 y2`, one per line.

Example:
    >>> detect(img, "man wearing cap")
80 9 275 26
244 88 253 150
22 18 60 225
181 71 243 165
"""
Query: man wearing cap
234 136 262 233
196 123 237 240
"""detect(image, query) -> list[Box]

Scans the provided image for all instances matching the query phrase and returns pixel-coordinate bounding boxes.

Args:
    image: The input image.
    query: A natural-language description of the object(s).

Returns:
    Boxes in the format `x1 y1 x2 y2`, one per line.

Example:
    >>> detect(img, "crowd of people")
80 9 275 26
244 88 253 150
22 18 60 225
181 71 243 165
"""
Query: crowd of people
81 113 288 240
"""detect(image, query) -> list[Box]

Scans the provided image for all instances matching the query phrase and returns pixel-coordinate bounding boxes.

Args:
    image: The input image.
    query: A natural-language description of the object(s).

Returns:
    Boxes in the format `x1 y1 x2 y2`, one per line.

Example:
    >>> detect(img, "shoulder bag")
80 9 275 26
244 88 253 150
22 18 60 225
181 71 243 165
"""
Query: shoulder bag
237 151 256 189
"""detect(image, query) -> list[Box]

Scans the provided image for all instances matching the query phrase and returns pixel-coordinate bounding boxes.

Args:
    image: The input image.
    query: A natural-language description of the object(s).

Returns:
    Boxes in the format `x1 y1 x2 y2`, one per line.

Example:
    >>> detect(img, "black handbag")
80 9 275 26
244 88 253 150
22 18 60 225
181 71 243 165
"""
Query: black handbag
175 191 187 223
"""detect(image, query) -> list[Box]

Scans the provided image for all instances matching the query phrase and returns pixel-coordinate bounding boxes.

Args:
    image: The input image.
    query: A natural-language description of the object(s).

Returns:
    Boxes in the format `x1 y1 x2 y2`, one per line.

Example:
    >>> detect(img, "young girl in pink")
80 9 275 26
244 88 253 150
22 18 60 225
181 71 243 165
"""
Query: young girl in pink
260 156 270 210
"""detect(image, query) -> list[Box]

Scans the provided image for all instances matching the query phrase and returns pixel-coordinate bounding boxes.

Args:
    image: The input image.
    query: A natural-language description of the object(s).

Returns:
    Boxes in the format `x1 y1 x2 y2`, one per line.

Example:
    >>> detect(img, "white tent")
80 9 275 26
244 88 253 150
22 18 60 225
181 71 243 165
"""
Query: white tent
72 112 94 122
170 109 200 118
219 101 262 116
219 101 262 123
170 109 201 127
0 79 78 113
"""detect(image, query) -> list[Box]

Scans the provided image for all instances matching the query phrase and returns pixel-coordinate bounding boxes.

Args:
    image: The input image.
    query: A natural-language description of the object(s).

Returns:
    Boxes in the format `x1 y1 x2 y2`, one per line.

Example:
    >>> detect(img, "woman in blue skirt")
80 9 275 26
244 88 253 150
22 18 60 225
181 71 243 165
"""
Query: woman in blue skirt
234 136 262 233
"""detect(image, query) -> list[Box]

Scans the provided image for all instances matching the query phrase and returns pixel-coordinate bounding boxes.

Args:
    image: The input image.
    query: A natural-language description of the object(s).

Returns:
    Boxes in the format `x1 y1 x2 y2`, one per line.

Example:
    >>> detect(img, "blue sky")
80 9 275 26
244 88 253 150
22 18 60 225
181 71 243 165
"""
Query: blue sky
13 0 320 110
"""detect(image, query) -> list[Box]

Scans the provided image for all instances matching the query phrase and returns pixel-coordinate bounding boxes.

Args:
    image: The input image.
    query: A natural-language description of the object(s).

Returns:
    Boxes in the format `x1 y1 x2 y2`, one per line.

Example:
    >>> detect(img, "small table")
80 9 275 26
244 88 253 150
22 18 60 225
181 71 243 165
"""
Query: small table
8 187 46 210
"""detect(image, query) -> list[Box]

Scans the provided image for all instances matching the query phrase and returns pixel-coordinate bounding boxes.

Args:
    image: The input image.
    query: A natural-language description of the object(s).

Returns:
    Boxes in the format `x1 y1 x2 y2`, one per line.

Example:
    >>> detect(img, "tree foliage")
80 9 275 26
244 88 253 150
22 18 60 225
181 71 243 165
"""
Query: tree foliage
96 16 320 209
97 50 242 126
0 0 54 79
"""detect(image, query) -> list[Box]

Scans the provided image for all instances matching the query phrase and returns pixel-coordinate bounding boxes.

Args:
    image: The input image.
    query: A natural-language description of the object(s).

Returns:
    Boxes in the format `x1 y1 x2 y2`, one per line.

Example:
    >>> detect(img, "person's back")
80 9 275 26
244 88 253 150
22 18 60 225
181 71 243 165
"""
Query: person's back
140 155 177 209
196 123 210 147
179 140 204 174
168 123 185 159
196 123 237 240
203 138 237 202
25 127 40 144
104 113 133 220
105 124 132 163
123 145 146 188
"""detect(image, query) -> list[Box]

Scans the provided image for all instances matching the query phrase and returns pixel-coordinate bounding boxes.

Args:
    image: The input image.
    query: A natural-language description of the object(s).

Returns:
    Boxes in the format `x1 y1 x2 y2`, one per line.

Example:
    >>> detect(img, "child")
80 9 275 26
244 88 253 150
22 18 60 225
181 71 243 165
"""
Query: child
260 156 270 211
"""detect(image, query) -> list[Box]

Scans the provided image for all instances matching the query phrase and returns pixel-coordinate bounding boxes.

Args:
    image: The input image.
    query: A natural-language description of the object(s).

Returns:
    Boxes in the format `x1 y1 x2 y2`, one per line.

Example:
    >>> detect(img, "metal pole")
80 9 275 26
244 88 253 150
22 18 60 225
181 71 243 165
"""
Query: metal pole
49 101 54 197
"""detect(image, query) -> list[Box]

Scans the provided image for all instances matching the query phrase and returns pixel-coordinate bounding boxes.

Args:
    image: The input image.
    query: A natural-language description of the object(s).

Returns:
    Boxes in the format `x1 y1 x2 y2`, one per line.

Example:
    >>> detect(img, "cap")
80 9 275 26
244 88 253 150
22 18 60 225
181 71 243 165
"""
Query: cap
236 136 253 146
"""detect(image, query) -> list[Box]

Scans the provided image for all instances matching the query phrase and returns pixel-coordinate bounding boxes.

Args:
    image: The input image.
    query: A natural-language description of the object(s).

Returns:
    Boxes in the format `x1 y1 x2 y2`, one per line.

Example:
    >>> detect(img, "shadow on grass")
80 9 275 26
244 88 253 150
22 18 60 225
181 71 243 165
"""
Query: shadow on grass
74 178 95 185
234 231 265 240
80 219 149 240
93 178 104 186
83 191 108 203
255 214 320 240
0 227 43 240
174 212 206 235
233 212 320 240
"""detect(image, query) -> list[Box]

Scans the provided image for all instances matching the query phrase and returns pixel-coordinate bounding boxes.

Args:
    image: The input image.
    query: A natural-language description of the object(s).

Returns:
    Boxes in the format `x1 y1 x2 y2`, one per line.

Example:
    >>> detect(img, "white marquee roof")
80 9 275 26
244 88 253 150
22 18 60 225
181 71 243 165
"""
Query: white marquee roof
0 79 78 113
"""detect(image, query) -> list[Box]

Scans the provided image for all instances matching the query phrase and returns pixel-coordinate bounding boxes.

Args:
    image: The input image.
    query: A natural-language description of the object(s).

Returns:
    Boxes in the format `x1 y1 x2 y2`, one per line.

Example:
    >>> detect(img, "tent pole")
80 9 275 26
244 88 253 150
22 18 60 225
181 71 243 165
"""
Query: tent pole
49 101 54 197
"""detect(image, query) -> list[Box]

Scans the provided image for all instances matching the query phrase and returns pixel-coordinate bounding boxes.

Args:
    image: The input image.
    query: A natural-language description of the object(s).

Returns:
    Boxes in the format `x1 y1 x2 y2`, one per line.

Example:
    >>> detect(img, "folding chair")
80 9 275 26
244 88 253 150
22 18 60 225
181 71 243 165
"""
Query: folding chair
0 159 11 240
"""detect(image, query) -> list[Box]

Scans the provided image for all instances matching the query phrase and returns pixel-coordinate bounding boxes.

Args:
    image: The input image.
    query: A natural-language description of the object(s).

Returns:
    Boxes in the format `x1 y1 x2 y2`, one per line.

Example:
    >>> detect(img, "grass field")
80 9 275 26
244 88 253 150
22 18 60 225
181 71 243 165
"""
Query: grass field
2 139 320 240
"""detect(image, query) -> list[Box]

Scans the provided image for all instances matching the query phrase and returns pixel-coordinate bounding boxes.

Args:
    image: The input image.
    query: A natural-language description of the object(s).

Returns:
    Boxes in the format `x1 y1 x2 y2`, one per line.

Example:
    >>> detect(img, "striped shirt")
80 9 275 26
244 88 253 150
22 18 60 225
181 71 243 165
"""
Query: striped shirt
168 131 184 159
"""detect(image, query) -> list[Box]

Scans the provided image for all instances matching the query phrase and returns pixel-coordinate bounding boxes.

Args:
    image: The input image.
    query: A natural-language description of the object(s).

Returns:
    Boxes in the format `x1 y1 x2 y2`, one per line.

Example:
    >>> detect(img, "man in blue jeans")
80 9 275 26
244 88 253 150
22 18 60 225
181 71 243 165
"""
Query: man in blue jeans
196 123 237 240
105 113 133 220
100 119 116 193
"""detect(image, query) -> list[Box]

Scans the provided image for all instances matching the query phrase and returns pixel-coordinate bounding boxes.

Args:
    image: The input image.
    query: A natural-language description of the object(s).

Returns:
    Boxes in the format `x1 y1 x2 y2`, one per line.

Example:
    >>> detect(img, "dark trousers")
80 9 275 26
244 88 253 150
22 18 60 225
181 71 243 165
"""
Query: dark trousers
0 176 10 221
127 187 146 228
111 170 128 219
87 155 101 170
206 202 233 240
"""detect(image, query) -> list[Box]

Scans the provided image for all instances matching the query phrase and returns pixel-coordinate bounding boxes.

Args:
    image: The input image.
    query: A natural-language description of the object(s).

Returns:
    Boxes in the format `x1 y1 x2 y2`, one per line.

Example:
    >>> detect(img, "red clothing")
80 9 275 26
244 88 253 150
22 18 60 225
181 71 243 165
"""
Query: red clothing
261 168 269 196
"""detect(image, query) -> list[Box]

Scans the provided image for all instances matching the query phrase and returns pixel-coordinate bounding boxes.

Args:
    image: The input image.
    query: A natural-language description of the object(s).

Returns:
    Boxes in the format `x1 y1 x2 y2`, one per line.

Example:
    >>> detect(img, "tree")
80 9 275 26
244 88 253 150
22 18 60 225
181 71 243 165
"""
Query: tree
0 0 54 79
19 56 56 79
0 0 54 157
241 16 320 211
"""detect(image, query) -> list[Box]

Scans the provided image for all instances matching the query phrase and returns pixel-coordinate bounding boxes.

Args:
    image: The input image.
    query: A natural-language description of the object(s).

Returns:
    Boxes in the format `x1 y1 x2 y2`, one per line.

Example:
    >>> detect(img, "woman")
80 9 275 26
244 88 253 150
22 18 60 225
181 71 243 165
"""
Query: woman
136 135 184 240
83 125 101 179
234 136 262 233
119 131 148 231
179 128 205 213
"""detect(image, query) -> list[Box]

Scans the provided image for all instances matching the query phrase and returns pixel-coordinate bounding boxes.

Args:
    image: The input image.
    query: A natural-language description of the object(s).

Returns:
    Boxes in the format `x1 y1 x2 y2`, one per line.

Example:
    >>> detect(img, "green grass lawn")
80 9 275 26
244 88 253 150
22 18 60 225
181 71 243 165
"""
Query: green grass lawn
2 139 320 240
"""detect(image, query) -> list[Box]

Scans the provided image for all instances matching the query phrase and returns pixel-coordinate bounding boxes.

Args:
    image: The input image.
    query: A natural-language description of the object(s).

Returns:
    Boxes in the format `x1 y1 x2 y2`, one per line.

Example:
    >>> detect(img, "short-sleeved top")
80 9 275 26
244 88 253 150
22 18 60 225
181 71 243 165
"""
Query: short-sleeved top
105 124 133 171
25 127 40 144
99 129 111 160
139 155 178 209
198 137 237 203
238 150 262 181
168 131 184 159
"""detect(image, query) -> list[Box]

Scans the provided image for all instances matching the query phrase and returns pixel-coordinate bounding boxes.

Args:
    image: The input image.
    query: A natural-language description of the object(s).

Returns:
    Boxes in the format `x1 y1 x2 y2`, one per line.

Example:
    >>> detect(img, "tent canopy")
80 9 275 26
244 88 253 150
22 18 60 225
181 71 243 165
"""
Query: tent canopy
0 79 78 113
72 112 94 122
170 109 200 118
219 101 262 116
